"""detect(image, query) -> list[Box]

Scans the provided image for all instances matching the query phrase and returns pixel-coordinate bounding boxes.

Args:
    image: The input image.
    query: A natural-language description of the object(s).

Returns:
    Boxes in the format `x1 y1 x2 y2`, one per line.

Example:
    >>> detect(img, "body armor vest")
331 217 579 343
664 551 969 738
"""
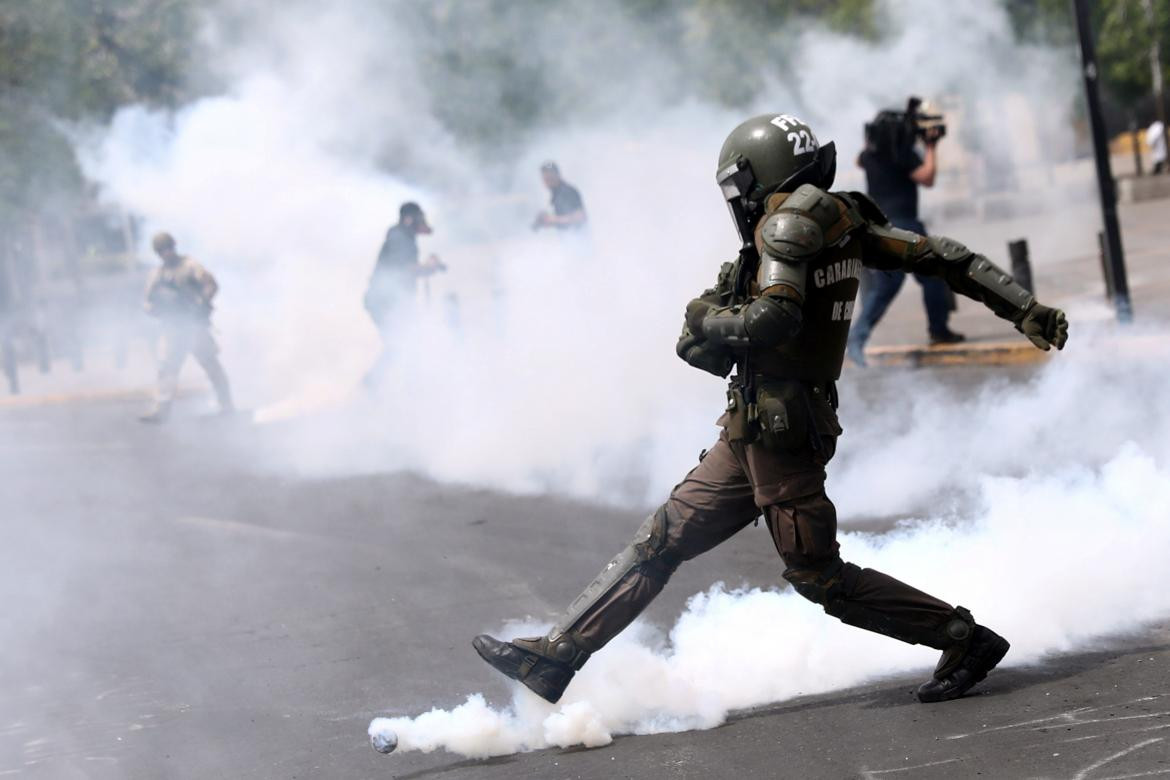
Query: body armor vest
747 191 865 382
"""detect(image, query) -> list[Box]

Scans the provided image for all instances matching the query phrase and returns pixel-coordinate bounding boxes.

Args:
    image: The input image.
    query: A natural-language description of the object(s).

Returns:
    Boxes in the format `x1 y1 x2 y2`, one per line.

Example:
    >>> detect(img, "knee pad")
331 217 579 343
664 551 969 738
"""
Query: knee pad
550 504 680 640
633 504 681 583
783 557 859 613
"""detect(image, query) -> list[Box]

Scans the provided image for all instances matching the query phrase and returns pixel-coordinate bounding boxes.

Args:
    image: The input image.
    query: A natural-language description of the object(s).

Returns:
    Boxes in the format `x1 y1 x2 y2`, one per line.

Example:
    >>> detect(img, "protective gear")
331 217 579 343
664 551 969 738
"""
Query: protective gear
700 306 752 348
1015 302 1068 351
917 624 1011 703
854 215 1042 325
758 212 824 261
551 506 680 643
783 558 975 648
745 296 804 346
676 326 735 377
757 254 811 296
698 295 806 350
956 252 1036 318
677 267 740 375
716 114 837 244
471 634 582 704
474 506 685 703
475 116 1040 710
694 185 851 353
743 188 867 381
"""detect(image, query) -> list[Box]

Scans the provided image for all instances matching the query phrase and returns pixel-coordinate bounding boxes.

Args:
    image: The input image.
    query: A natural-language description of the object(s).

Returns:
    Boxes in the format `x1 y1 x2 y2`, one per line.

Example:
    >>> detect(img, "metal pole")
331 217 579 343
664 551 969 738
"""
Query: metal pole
1130 115 1145 176
1008 239 1035 294
1072 0 1133 322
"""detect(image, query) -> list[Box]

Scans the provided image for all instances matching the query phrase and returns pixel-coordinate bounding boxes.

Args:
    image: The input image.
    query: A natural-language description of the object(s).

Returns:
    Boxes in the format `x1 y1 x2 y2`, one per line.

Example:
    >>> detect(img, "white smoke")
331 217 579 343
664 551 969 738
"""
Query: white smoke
67 0 1170 761
76 0 1090 504
370 327 1170 757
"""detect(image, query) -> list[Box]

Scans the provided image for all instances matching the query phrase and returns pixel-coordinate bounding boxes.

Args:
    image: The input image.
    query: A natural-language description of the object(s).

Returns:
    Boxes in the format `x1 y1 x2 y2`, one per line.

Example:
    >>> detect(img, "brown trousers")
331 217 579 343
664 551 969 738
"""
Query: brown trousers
155 323 233 410
566 429 959 653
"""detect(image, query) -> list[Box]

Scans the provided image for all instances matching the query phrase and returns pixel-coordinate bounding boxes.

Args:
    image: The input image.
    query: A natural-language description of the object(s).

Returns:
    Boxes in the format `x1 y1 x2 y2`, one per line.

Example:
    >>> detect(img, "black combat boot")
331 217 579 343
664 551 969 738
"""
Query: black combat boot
929 329 966 346
472 634 588 704
917 621 1010 703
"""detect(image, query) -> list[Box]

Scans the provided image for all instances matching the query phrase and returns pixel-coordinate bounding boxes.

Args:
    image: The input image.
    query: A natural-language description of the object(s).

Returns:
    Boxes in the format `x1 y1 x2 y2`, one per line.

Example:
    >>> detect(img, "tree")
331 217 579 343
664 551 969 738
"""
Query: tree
0 0 202 218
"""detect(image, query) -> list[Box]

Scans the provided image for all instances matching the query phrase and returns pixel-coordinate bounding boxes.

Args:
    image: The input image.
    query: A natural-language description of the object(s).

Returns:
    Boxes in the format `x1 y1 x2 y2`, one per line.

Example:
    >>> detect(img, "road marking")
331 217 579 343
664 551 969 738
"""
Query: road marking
176 515 319 544
859 758 963 778
0 385 201 410
175 516 362 552
947 695 1170 740
1072 737 1165 780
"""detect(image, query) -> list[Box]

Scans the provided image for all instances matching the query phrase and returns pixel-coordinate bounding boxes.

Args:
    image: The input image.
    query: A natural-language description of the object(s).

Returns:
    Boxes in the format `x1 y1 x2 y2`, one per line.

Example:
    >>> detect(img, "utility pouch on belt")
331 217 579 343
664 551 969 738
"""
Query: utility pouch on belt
755 381 809 451
722 386 752 442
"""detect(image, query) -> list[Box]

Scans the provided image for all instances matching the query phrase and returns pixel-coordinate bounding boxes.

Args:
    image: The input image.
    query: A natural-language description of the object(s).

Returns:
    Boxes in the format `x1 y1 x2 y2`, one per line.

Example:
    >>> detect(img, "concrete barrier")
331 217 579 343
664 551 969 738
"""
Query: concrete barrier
864 339 1050 368
1117 174 1170 203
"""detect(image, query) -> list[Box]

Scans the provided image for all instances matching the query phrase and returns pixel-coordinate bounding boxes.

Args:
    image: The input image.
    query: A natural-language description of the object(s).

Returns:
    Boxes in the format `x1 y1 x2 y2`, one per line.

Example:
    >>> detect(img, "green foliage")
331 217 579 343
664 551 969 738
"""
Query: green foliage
1004 0 1170 116
0 0 201 217
1097 0 1170 105
1 0 1166 217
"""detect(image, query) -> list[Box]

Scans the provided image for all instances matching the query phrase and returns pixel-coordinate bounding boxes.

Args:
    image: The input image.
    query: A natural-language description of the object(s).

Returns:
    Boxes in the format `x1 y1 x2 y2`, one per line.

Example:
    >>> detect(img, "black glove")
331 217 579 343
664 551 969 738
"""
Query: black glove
1016 302 1068 351
685 298 716 334
676 326 734 378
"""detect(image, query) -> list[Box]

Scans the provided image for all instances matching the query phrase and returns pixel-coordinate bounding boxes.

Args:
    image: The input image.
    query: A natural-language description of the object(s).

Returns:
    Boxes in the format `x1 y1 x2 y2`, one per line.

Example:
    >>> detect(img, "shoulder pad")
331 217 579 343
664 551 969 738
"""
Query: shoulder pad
927 235 973 262
778 184 841 230
759 211 823 261
841 191 890 226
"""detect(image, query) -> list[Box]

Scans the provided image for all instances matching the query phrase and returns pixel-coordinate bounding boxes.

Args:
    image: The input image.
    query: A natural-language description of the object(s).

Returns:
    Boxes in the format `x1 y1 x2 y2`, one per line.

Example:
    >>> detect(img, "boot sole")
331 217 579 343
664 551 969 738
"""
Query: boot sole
918 635 1010 703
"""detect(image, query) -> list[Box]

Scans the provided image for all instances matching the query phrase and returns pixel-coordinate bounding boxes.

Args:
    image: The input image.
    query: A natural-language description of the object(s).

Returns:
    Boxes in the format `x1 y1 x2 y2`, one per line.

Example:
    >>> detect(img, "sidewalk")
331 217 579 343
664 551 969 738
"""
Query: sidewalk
854 196 1170 366
4 198 1168 403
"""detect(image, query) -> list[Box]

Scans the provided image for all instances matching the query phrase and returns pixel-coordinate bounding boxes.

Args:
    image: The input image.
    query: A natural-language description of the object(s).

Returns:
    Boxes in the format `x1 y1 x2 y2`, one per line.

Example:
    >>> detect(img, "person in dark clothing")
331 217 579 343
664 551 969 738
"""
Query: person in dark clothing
532 162 587 231
847 111 963 367
364 202 444 386
471 113 1068 707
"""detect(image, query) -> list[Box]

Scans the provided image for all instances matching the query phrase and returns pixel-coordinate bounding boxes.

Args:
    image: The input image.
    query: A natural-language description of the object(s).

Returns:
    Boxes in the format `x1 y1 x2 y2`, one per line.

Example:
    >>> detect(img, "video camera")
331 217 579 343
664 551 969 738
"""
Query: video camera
864 96 947 154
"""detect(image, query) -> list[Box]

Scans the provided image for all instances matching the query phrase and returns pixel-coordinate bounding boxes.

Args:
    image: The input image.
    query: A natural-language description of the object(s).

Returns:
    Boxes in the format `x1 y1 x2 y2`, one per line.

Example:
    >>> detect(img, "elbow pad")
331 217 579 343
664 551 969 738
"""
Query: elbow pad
744 295 803 346
700 308 751 348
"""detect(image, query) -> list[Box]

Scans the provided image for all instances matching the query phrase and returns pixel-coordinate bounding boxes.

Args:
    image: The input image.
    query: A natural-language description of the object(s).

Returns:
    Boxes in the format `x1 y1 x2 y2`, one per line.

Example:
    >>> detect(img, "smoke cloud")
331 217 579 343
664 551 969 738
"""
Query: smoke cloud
76 0 1091 503
61 0 1170 762
370 328 1170 757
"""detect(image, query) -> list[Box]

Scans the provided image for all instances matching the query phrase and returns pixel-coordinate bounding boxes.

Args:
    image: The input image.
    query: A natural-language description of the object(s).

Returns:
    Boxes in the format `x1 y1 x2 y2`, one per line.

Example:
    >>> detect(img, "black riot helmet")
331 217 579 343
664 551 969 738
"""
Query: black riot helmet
716 114 837 244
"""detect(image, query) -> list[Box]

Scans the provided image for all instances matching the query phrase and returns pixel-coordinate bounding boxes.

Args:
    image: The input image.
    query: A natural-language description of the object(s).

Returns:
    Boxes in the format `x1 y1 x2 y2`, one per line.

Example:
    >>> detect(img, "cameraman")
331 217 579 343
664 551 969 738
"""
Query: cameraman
847 102 964 367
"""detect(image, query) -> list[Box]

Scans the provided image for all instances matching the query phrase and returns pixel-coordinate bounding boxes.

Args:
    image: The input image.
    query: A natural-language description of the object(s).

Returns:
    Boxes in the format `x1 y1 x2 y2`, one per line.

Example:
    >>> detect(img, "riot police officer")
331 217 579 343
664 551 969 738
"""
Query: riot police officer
473 114 1068 705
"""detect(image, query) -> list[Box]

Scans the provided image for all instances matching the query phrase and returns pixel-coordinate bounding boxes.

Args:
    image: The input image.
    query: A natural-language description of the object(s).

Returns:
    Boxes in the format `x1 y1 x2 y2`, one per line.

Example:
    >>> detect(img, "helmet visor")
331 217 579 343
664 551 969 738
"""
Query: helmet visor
716 158 757 202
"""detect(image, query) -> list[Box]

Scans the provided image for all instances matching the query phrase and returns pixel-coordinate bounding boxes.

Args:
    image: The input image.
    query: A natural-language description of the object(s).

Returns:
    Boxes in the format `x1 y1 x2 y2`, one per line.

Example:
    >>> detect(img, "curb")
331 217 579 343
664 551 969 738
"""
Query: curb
0 386 201 410
864 339 1049 368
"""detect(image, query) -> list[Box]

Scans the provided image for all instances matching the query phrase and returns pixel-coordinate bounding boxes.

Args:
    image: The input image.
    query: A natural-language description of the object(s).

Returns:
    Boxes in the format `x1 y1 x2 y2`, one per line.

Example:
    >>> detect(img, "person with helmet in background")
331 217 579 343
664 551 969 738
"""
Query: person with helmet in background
140 232 233 423
472 114 1068 706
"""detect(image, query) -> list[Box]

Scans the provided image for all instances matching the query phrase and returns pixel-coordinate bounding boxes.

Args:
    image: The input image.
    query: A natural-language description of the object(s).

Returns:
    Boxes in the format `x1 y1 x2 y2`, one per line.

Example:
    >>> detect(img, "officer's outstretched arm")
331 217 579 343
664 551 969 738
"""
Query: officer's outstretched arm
695 209 816 349
853 195 1068 351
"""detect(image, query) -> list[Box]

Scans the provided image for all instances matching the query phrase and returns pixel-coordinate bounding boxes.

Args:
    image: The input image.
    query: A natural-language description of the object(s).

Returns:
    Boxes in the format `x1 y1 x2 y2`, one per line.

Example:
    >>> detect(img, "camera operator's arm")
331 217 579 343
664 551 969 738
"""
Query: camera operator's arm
909 130 940 187
849 192 1067 351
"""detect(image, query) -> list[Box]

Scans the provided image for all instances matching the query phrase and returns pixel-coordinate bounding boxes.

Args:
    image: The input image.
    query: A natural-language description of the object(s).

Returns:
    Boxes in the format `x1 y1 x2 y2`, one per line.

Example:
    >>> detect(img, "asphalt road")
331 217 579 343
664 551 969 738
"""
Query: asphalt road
1 374 1168 780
